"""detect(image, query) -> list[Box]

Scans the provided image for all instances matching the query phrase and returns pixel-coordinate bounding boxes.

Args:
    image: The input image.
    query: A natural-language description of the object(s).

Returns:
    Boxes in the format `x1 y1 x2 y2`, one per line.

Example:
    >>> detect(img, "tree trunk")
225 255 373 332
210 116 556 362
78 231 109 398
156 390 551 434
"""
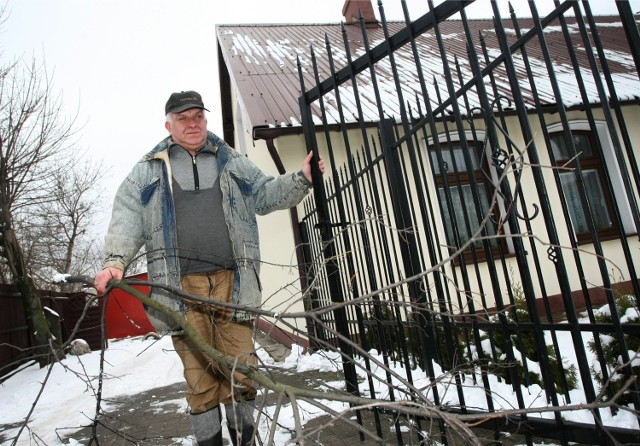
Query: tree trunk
3 225 63 366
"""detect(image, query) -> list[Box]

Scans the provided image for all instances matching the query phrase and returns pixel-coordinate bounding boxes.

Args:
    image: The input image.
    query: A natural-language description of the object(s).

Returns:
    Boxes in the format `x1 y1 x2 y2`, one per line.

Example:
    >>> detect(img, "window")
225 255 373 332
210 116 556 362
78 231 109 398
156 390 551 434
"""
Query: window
549 130 619 242
430 140 505 258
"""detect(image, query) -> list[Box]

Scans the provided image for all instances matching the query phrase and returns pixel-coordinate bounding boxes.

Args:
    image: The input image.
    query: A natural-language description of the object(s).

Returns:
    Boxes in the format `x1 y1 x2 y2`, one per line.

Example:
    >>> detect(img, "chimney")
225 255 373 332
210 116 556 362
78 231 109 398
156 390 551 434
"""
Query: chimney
342 0 379 25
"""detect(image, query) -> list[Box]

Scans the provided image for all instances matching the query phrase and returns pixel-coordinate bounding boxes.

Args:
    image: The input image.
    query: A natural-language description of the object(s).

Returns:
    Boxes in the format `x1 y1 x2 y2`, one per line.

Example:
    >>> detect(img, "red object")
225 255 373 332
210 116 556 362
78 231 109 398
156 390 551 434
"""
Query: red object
104 273 156 339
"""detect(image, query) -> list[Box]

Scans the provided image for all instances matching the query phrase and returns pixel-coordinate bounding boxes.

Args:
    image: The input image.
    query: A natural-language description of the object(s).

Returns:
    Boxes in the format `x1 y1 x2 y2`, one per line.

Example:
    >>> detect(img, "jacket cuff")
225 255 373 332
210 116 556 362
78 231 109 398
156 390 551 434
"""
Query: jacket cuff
297 171 313 187
103 257 127 271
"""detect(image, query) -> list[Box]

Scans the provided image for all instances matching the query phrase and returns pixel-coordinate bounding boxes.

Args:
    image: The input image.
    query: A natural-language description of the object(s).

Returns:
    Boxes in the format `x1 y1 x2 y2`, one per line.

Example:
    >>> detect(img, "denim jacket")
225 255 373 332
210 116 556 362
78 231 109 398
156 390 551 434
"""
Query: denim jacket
102 131 311 332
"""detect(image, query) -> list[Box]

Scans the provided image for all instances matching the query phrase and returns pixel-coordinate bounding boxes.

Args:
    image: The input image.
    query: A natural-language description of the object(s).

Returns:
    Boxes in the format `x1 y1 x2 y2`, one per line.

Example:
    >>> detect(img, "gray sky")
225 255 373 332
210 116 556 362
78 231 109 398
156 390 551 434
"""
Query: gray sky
2 0 636 236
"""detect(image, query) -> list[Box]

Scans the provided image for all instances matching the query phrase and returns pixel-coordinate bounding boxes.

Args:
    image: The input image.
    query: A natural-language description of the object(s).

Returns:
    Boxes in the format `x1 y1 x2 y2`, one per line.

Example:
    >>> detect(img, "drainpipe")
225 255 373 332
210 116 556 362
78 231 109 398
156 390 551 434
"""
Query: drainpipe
265 137 315 349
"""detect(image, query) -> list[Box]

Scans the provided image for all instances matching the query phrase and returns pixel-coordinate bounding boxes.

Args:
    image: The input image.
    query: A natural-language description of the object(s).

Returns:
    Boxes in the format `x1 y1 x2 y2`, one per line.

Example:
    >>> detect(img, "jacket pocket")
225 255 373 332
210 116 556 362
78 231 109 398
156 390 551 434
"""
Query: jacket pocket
251 263 262 291
140 179 160 206
227 178 257 227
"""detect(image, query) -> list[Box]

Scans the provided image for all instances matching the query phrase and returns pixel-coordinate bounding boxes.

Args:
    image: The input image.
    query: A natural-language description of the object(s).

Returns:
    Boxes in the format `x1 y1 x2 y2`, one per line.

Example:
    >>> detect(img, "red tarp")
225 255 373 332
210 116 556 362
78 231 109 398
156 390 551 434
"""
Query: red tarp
104 273 156 339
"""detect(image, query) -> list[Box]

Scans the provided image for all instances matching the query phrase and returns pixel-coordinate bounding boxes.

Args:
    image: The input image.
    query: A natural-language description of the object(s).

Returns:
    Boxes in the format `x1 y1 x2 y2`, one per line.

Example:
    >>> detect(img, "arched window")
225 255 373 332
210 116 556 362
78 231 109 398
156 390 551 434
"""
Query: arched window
430 139 507 259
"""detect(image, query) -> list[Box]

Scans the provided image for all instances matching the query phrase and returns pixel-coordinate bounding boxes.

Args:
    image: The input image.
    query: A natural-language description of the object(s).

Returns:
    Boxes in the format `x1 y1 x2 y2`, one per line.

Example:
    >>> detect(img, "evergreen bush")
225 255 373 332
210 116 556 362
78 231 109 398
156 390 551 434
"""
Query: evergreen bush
587 293 640 405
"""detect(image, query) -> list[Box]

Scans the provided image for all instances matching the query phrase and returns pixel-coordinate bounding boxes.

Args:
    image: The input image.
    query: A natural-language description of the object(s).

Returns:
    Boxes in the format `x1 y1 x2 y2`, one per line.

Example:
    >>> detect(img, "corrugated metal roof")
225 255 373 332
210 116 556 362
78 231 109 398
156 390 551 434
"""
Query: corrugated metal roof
216 14 640 135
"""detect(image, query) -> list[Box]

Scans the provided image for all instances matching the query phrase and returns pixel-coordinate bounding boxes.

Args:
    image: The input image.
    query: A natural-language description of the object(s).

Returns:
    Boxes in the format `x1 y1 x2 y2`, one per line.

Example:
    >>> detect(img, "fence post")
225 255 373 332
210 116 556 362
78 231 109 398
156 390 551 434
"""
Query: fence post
298 93 361 398
378 118 437 362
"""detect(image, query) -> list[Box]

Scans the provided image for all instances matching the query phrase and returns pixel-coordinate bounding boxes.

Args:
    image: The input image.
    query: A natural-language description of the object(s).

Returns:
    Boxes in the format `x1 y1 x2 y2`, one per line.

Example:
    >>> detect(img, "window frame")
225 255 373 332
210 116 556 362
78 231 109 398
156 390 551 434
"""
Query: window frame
429 139 509 262
548 129 621 244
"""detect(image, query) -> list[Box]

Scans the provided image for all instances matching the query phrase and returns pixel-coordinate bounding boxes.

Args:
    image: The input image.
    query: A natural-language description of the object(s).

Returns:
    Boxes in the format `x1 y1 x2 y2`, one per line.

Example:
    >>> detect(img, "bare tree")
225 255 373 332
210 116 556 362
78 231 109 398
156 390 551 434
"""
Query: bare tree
0 52 82 365
14 159 105 291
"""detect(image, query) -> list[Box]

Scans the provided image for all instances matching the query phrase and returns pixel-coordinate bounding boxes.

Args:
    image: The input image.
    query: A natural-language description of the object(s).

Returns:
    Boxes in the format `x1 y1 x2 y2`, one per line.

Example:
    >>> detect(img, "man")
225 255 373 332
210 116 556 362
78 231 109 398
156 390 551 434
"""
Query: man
94 90 324 446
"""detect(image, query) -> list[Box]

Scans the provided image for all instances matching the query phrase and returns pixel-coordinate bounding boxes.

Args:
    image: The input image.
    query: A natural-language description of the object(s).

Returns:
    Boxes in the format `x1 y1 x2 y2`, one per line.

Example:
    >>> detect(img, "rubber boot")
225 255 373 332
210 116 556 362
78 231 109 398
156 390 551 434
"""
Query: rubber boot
190 406 223 446
195 429 223 446
227 426 255 446
225 400 256 446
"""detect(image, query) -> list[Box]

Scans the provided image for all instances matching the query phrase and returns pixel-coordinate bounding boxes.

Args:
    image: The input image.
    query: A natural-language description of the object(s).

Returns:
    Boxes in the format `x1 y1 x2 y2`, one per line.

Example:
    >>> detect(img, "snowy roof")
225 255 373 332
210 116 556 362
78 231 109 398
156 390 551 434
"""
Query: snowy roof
216 15 640 136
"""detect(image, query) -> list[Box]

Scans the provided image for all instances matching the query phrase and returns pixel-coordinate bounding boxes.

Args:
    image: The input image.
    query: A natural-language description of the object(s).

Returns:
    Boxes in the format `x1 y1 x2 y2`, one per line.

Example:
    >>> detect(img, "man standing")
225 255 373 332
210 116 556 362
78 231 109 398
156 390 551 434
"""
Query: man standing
94 90 324 446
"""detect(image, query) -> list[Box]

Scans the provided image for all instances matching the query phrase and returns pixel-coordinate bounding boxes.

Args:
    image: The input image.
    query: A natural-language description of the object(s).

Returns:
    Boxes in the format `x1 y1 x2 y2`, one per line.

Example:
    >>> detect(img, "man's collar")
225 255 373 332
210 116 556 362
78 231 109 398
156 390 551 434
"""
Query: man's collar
168 138 215 155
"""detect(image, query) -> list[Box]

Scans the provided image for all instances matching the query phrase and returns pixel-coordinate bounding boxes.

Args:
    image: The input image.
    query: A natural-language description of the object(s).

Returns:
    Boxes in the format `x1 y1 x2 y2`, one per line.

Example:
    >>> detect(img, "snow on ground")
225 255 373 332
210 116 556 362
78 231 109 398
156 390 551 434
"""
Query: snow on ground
0 336 345 446
0 326 637 445
0 336 184 445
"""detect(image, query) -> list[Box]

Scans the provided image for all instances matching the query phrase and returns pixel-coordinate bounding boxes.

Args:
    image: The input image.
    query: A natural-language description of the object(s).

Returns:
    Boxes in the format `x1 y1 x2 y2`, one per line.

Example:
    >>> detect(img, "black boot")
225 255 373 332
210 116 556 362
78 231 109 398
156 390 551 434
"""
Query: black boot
225 400 256 446
196 429 223 446
227 425 255 446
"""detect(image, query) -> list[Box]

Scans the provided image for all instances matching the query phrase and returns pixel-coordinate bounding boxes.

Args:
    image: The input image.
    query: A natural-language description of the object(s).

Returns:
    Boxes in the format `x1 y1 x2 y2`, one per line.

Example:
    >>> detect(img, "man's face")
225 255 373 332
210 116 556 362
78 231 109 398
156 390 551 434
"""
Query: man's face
165 108 207 152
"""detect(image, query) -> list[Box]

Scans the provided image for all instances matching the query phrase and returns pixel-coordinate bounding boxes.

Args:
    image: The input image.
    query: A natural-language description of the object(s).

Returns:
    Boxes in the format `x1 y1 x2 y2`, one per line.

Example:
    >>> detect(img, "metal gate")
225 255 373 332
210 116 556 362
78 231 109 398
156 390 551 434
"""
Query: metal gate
297 1 640 444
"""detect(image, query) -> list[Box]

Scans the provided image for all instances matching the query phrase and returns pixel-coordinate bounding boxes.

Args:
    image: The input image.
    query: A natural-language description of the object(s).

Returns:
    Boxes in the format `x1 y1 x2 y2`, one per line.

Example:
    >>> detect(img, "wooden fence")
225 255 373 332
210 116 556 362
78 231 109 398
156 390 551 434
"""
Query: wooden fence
0 284 104 378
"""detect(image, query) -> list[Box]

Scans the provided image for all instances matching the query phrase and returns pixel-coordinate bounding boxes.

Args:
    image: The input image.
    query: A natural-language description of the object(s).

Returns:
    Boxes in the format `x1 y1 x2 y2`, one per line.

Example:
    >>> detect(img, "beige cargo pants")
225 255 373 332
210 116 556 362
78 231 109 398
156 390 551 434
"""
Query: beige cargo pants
171 269 257 414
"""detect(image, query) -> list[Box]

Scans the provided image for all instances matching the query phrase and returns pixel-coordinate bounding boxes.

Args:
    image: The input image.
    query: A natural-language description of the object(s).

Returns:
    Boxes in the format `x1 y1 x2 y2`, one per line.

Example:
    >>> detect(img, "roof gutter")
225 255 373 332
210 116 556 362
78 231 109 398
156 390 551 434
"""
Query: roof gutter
253 120 379 141
253 126 304 141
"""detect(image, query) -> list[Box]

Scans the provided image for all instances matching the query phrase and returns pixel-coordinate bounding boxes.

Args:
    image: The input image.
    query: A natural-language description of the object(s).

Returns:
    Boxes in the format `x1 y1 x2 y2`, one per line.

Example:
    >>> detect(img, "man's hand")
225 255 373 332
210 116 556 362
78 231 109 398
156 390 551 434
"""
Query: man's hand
94 267 124 293
302 151 326 183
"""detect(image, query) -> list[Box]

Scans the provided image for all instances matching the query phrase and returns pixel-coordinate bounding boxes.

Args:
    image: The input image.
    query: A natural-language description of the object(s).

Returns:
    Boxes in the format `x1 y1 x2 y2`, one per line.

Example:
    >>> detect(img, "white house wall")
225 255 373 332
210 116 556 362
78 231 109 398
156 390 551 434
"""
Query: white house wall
245 136 312 326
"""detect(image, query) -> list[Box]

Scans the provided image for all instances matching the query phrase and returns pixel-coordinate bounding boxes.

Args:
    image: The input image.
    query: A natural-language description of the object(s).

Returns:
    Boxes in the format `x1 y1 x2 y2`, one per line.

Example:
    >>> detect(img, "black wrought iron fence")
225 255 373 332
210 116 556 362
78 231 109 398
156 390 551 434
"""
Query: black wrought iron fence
297 1 640 444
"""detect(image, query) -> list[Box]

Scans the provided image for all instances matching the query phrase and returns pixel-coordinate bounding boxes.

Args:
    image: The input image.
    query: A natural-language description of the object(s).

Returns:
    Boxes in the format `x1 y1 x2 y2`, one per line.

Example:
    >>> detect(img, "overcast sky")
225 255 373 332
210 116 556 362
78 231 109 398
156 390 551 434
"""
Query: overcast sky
2 0 636 237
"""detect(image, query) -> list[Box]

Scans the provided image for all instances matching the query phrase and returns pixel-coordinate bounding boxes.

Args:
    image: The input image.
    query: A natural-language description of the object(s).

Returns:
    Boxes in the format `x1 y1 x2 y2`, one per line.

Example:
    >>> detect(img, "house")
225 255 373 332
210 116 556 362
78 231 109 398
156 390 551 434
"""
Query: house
215 0 640 346
213 0 640 441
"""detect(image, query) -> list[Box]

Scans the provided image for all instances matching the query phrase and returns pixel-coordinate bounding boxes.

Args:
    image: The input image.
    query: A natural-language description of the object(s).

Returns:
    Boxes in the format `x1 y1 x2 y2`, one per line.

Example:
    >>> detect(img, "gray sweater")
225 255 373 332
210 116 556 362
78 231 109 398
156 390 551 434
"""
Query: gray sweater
169 141 234 274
